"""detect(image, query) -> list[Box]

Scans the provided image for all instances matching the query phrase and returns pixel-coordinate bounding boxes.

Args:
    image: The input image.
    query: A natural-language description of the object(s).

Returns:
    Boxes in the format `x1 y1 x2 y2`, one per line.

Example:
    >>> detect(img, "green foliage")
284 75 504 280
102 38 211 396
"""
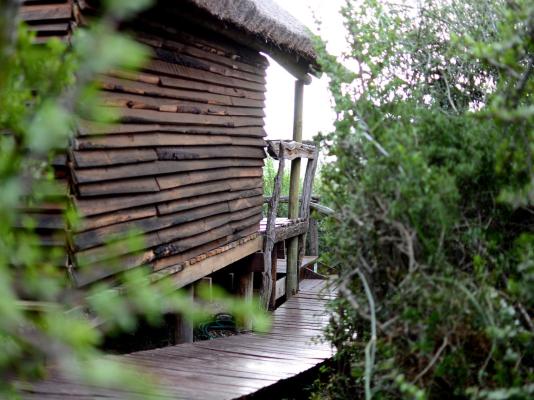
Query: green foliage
314 0 533 399
0 1 268 397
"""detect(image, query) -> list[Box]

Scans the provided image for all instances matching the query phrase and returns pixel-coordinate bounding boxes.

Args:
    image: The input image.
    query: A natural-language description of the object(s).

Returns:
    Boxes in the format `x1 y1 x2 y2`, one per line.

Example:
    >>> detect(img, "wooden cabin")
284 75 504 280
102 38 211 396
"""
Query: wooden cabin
21 0 319 314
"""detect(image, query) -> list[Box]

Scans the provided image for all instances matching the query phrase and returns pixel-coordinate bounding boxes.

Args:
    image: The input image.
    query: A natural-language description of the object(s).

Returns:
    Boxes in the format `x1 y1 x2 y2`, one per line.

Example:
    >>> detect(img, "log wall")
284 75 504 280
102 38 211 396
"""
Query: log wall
20 0 268 286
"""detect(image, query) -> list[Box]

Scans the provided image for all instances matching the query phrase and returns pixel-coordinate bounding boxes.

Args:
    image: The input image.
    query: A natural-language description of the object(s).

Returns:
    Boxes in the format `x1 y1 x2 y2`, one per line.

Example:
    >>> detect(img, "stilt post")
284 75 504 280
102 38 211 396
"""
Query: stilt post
286 79 304 299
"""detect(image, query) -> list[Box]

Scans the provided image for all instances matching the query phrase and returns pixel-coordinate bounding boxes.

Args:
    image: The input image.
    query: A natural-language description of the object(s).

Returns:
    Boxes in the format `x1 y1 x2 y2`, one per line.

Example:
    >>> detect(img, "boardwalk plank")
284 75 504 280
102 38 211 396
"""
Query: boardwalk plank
22 279 335 399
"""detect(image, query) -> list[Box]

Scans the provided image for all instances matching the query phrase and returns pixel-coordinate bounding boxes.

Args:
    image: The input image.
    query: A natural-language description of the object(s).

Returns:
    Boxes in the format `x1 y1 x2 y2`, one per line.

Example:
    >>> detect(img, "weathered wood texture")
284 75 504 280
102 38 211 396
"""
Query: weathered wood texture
267 140 316 161
287 80 305 299
260 145 285 309
19 279 336 400
20 2 268 286
21 0 74 43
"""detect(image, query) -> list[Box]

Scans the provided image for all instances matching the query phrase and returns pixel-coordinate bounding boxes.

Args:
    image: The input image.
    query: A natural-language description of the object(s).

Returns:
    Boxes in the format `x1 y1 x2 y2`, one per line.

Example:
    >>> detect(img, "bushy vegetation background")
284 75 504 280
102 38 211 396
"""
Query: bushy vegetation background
314 0 533 399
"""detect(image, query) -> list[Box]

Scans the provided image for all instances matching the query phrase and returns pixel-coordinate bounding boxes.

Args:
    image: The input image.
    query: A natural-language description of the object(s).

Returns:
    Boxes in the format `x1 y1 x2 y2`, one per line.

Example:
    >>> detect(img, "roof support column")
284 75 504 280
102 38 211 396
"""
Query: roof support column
286 79 304 299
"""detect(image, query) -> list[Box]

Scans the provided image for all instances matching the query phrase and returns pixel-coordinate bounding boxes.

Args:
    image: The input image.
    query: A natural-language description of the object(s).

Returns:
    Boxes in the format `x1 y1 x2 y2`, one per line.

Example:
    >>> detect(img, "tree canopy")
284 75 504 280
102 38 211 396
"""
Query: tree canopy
314 0 533 398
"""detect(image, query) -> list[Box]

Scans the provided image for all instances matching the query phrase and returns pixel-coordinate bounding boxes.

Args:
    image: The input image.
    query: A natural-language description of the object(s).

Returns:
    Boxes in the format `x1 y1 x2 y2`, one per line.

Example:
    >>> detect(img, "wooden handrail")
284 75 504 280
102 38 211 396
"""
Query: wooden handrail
263 196 336 217
266 140 317 160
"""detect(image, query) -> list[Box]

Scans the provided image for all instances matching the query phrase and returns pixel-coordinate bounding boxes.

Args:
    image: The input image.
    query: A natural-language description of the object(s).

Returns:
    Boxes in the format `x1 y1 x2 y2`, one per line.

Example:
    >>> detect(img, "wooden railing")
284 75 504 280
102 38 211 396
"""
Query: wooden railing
259 139 318 308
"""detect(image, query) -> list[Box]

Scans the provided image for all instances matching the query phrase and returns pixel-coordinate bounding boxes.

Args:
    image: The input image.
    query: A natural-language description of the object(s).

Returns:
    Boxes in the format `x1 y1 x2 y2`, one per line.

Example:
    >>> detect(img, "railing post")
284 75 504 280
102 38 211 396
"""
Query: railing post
286 79 304 299
308 217 319 272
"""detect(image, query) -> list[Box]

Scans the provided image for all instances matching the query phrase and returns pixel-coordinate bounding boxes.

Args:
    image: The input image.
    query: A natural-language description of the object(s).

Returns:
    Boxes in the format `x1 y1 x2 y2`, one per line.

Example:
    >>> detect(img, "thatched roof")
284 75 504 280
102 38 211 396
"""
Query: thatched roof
187 0 317 67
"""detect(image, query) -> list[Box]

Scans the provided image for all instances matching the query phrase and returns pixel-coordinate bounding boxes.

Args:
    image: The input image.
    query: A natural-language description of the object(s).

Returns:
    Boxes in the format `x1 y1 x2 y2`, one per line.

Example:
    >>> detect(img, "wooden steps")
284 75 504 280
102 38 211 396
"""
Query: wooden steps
20 279 335 399
276 255 318 274
273 256 319 302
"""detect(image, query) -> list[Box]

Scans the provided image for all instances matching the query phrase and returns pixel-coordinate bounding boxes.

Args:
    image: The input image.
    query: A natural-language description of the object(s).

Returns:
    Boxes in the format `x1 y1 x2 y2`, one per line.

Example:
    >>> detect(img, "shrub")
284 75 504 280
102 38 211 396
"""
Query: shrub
314 0 533 398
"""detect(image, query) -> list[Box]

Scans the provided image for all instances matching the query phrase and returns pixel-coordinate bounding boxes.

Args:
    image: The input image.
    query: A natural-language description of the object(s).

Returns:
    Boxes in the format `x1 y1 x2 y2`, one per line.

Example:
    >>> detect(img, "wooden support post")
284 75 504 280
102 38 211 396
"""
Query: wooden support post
289 80 304 219
308 218 319 272
174 284 194 344
286 79 304 299
260 150 284 309
269 243 279 309
297 153 319 277
235 269 254 332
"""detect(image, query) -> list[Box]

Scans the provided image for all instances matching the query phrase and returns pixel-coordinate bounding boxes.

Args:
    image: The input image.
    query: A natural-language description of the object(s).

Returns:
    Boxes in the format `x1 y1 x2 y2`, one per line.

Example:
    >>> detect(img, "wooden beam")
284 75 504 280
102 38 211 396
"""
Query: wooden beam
174 285 194 344
274 220 309 242
266 140 316 160
286 79 305 299
235 269 254 332
166 236 263 289
260 145 285 309
297 155 319 277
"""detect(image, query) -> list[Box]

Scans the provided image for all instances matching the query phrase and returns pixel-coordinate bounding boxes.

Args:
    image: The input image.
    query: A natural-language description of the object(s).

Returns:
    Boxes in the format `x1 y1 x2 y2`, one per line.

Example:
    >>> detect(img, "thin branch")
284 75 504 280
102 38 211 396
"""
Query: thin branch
517 302 534 332
442 72 459 113
414 336 448 382
355 265 377 400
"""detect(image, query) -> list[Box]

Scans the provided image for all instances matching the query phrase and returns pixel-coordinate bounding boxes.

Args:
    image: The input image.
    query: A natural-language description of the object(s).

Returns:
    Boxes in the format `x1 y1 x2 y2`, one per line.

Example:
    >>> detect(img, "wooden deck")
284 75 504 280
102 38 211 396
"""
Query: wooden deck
20 279 335 399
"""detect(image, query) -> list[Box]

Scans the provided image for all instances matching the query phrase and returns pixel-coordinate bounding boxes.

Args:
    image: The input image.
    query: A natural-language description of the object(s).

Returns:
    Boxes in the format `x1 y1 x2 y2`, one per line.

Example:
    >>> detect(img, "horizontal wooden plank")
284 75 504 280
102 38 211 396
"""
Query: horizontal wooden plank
21 2 72 22
157 187 263 215
151 46 266 84
152 233 237 272
156 167 262 190
27 22 70 32
108 68 265 102
99 75 264 108
152 228 260 274
74 202 225 251
77 177 160 197
78 166 262 196
267 140 317 160
75 219 260 284
76 205 157 232
135 16 269 68
135 31 266 76
230 213 262 233
75 132 266 149
71 148 158 167
32 34 69 44
145 60 265 92
162 235 263 288
275 220 309 242
75 177 263 216
154 218 259 263
73 158 264 184
156 206 261 247
109 107 264 128
73 197 262 251
160 75 265 101
75 211 230 265
156 146 265 160
77 120 266 137
99 91 265 117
